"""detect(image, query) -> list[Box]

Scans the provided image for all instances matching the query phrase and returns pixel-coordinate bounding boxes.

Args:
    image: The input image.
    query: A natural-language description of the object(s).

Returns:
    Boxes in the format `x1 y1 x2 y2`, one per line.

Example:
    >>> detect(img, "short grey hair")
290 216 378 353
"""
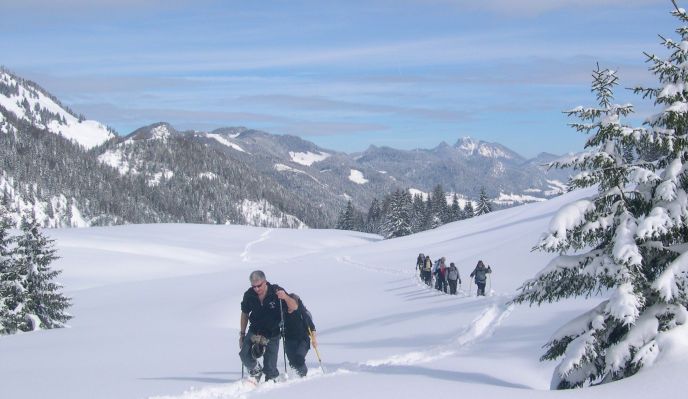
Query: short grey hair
249 270 266 283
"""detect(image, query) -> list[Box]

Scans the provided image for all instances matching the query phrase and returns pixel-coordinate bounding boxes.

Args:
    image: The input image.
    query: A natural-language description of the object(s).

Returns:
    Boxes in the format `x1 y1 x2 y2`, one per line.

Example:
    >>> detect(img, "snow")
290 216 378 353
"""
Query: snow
98 148 138 175
237 199 306 229
2 187 688 399
198 172 218 180
148 169 174 187
273 164 326 186
207 133 249 153
494 192 546 206
0 172 88 228
457 137 512 159
0 71 114 149
348 169 368 184
289 151 330 166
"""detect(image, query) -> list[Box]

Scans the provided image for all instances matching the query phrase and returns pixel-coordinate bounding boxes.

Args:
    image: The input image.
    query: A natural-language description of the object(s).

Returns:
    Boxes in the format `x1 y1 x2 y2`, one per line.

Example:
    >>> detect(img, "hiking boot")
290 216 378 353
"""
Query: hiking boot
248 364 263 381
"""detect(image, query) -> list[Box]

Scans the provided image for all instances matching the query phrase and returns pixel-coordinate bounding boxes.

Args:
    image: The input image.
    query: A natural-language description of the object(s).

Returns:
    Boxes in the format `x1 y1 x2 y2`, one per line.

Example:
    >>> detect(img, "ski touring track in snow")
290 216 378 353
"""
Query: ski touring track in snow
240 229 273 262
148 255 516 399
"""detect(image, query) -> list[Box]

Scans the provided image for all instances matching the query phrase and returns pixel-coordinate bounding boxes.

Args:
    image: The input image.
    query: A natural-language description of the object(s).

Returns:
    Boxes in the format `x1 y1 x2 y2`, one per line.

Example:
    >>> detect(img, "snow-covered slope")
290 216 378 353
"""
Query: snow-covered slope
0 69 114 149
3 187 687 399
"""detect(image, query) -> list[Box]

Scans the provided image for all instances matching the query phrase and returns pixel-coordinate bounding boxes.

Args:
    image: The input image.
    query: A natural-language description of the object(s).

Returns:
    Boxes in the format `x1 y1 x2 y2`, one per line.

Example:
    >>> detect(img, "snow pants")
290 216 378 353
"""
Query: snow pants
448 279 458 295
239 331 281 380
476 281 486 296
437 277 447 293
285 337 310 377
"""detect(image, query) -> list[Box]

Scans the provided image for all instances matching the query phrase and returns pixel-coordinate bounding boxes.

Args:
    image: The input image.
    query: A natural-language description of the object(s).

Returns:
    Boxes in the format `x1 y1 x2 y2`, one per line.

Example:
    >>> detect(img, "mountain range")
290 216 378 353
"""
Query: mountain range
1 67 571 228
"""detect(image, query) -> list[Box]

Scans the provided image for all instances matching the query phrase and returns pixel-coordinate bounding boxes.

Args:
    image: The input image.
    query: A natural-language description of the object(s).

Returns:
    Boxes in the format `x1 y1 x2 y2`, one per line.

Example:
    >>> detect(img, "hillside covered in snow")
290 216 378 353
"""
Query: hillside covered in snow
2 187 687 399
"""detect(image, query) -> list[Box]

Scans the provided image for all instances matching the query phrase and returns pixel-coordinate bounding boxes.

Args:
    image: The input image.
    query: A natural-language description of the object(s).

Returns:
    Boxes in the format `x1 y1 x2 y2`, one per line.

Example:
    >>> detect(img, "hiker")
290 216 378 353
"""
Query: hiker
447 262 461 295
239 270 298 382
436 257 448 293
283 293 317 377
422 255 433 286
416 253 425 280
469 260 492 296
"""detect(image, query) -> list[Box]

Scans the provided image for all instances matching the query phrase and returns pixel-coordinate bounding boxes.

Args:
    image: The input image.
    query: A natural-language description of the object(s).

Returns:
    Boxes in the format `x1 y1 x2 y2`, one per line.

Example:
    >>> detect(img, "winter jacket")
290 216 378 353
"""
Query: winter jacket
447 265 461 282
470 264 492 283
241 282 286 338
284 295 316 341
416 255 425 269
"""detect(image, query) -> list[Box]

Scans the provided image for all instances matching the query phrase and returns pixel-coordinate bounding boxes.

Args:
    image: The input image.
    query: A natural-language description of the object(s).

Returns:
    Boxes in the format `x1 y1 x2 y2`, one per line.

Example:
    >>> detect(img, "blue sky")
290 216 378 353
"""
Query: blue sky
0 0 675 157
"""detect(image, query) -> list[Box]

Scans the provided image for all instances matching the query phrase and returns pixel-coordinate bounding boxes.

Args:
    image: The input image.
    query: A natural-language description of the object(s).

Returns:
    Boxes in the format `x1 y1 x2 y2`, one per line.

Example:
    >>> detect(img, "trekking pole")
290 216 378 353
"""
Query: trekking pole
468 279 472 297
308 326 325 373
241 364 244 380
279 299 287 374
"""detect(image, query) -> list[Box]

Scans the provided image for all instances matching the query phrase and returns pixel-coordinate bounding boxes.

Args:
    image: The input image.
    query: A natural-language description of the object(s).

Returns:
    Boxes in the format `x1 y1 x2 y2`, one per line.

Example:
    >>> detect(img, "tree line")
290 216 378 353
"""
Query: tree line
336 185 493 238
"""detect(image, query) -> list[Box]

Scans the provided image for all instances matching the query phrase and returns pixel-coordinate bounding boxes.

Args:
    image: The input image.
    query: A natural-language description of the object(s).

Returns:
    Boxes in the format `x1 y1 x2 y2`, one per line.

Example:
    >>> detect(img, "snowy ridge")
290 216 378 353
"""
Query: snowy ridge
274 164 327 187
456 137 513 159
207 133 249 153
0 70 114 149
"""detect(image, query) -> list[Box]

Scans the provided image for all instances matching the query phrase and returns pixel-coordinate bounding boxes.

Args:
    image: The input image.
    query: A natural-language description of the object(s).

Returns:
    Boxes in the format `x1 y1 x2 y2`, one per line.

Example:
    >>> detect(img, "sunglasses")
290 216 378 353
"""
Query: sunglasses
251 281 266 289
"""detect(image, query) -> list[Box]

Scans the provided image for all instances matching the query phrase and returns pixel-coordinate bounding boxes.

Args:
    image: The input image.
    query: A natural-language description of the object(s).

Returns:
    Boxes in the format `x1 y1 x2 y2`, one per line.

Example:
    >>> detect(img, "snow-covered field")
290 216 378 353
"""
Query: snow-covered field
3 188 687 399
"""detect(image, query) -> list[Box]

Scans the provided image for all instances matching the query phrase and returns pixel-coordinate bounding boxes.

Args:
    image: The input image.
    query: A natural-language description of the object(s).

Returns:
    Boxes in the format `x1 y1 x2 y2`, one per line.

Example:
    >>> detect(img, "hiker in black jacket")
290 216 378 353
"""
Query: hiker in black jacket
239 270 297 382
283 293 317 377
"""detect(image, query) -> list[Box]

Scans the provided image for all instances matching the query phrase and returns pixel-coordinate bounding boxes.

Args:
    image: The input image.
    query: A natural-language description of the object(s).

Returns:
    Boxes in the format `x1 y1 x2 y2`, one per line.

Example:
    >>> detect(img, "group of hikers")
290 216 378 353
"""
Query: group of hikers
416 254 493 296
239 270 318 383
239 258 493 383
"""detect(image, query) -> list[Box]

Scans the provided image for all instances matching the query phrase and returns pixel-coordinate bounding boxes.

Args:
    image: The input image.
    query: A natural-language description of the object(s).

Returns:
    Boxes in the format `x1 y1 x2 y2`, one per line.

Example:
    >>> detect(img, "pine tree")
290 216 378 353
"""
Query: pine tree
0 205 19 334
514 7 688 387
450 193 461 222
475 187 493 216
381 189 412 238
366 198 382 233
13 216 71 331
463 201 474 218
336 200 356 231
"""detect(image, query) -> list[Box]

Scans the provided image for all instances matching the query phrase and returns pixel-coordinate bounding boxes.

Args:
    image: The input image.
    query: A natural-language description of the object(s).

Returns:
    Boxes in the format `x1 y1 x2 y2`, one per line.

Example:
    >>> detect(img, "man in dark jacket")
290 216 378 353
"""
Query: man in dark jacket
239 270 297 382
283 293 317 377
469 260 492 296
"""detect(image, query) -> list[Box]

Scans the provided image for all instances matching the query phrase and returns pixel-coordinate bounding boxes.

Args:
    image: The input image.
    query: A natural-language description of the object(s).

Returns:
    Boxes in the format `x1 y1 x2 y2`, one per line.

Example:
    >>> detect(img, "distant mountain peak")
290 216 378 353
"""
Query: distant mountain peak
125 122 178 142
0 67 115 149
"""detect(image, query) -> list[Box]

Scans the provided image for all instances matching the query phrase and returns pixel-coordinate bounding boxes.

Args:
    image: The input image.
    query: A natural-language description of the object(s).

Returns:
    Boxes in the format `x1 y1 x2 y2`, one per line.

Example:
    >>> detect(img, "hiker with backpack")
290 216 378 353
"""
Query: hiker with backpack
239 270 298 382
435 257 448 293
422 255 433 286
283 293 317 377
416 253 425 280
469 260 492 296
447 262 461 295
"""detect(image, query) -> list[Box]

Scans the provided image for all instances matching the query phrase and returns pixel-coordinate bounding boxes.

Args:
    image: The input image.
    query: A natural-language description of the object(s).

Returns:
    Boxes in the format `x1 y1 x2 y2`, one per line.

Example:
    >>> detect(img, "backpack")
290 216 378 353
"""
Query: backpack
424 258 433 272
448 266 459 281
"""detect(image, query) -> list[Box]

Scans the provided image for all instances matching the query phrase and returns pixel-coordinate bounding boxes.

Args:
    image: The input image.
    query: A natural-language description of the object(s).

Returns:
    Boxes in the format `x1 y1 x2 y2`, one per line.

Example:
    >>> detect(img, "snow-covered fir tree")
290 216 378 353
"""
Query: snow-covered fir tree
336 200 356 231
463 200 475 218
12 216 71 331
381 189 412 238
450 193 462 222
514 5 688 387
0 205 18 334
474 187 492 216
